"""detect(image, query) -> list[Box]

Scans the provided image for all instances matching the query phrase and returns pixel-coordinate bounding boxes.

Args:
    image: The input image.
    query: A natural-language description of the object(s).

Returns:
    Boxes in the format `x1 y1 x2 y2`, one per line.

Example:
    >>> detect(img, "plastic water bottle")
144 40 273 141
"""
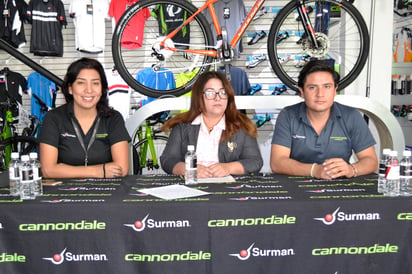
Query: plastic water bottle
9 152 20 196
185 145 197 185
19 155 35 200
378 148 391 193
399 150 412 196
385 150 400 197
29 152 43 196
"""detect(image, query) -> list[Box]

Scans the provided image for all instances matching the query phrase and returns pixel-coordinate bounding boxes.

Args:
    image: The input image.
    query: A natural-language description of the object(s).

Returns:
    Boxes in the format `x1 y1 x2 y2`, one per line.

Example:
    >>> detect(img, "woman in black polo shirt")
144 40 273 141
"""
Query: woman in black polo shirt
39 58 130 178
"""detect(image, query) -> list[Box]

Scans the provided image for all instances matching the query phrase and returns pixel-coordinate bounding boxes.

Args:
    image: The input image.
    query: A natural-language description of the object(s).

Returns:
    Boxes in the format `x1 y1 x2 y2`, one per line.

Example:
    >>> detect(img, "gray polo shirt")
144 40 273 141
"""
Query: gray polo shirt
271 102 376 164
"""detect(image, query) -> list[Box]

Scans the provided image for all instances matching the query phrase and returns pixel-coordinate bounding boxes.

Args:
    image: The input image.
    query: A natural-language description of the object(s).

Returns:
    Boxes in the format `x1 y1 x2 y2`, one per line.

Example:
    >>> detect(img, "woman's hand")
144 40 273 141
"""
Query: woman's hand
104 163 124 178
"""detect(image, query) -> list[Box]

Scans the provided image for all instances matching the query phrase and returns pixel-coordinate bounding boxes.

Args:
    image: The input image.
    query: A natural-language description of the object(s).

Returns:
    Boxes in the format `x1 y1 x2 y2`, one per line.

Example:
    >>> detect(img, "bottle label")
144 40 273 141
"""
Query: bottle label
400 165 412 177
33 168 40 180
9 167 19 180
386 165 400 180
379 163 386 175
185 157 197 169
21 169 33 182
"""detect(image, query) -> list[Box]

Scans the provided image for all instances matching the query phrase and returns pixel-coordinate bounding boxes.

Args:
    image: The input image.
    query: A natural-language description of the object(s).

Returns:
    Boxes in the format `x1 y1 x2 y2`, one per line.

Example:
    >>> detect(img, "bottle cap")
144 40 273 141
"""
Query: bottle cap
11 152 19 159
389 150 398 157
21 155 29 161
382 148 391 155
29 152 38 159
187 145 195 151
403 150 411 157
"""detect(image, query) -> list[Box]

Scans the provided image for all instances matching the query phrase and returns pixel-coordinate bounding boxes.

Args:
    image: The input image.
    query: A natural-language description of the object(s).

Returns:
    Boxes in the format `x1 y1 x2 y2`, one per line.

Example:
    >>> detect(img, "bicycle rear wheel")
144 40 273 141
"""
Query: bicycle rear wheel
133 135 169 175
112 0 214 98
268 0 369 91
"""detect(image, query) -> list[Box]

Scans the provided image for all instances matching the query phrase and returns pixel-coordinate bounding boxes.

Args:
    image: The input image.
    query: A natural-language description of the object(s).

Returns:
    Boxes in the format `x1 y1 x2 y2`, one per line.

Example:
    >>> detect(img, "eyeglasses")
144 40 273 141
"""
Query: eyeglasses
203 89 228 100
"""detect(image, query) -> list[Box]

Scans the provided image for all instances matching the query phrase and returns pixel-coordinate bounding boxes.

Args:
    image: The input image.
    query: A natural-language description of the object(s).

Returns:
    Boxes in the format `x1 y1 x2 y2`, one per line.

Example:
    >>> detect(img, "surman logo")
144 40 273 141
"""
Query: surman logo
61 133 76 138
307 188 365 193
124 214 191 232
229 243 254 260
314 207 340 225
314 207 380 225
43 248 108 265
59 187 116 191
226 184 281 189
229 243 295 260
292 134 305 139
41 199 106 203
43 248 66 265
124 214 149 232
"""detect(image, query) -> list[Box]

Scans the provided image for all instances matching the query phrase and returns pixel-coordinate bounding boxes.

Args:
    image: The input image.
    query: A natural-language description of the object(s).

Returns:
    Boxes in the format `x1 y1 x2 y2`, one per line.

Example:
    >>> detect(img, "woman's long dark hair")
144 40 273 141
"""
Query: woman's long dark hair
62 57 113 116
162 71 257 141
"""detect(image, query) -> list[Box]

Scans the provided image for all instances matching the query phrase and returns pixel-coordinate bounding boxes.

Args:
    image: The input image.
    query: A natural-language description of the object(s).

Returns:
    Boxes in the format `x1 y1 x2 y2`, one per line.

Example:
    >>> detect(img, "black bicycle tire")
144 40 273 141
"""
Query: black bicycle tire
267 0 370 91
133 135 169 175
112 0 214 98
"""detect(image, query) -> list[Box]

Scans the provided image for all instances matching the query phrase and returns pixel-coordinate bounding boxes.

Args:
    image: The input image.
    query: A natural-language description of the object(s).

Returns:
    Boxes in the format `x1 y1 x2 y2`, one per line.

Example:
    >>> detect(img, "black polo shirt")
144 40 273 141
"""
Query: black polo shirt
39 102 130 166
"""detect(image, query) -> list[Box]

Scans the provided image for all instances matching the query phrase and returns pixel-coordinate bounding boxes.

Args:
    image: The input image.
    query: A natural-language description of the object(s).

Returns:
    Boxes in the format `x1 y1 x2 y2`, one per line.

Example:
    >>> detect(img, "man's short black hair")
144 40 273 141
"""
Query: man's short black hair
297 60 340 89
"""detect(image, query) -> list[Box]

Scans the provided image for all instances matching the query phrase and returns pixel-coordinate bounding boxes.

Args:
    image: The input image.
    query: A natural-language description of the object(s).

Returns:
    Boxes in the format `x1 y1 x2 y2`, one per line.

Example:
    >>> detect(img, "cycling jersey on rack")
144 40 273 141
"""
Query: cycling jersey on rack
26 0 67 56
151 2 190 49
27 72 56 122
109 0 150 49
0 0 27 48
69 0 109 53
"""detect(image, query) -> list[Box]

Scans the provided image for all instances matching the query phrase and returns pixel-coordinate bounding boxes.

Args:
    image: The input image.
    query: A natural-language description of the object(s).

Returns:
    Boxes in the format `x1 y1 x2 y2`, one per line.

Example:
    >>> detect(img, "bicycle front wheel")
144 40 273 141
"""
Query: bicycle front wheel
133 135 169 175
268 0 369 91
112 0 214 98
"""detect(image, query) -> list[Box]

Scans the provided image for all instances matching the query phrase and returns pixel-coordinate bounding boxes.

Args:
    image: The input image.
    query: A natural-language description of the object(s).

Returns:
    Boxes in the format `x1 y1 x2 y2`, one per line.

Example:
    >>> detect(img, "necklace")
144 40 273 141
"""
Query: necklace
203 116 221 133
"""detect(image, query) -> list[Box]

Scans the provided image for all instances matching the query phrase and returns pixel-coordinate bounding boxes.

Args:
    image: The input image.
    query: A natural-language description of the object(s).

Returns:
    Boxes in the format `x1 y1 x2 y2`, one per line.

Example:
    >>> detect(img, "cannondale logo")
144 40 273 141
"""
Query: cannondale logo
43 248 66 265
314 207 340 225
229 243 254 260
124 214 149 232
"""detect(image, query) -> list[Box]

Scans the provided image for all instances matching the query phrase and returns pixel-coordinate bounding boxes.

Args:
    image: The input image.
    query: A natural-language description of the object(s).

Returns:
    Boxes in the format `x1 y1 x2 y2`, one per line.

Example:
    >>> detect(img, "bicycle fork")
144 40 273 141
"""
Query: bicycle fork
296 0 320 49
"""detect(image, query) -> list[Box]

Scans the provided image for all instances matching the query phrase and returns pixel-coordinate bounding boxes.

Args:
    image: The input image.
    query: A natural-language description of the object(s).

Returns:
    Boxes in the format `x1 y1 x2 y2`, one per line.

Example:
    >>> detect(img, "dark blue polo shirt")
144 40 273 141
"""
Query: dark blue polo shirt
272 102 376 164
39 102 130 166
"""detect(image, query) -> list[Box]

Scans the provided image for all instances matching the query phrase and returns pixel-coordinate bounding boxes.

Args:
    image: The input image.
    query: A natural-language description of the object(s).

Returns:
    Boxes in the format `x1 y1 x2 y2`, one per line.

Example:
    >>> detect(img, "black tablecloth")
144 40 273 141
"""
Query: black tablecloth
0 173 411 273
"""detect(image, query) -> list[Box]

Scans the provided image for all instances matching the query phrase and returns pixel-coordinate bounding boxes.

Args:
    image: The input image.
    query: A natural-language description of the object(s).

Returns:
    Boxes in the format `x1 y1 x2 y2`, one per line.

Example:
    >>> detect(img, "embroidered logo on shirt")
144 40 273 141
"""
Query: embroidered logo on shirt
330 136 348 141
61 133 76 138
292 135 306 139
96 133 108 138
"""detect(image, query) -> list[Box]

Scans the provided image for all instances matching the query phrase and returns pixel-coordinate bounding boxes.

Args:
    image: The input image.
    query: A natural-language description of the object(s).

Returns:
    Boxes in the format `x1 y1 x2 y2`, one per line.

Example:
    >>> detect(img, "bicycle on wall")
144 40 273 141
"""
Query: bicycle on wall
112 0 370 97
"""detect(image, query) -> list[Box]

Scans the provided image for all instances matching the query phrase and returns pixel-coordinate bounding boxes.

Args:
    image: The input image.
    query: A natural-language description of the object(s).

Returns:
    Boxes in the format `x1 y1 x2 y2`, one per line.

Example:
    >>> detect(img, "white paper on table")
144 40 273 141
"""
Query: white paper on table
138 184 210 200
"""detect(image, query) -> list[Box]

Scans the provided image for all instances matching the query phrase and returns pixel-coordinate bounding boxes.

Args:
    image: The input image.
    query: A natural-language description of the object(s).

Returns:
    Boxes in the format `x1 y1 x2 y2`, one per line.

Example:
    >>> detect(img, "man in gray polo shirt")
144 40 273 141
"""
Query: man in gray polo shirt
270 60 378 180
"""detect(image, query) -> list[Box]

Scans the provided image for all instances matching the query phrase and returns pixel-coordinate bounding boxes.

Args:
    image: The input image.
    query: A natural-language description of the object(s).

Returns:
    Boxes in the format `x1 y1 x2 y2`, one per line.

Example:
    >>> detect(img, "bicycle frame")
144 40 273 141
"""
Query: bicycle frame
162 0 318 57
136 121 161 170
0 107 14 168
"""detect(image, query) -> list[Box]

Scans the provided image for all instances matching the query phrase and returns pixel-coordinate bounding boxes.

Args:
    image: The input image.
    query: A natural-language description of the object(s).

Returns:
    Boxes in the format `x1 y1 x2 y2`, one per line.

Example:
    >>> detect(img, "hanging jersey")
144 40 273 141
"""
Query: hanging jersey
0 68 26 117
217 65 251 95
137 67 176 91
106 69 132 120
204 0 246 58
109 0 150 49
27 72 56 122
69 0 109 54
151 2 190 49
0 0 27 48
26 0 67 57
